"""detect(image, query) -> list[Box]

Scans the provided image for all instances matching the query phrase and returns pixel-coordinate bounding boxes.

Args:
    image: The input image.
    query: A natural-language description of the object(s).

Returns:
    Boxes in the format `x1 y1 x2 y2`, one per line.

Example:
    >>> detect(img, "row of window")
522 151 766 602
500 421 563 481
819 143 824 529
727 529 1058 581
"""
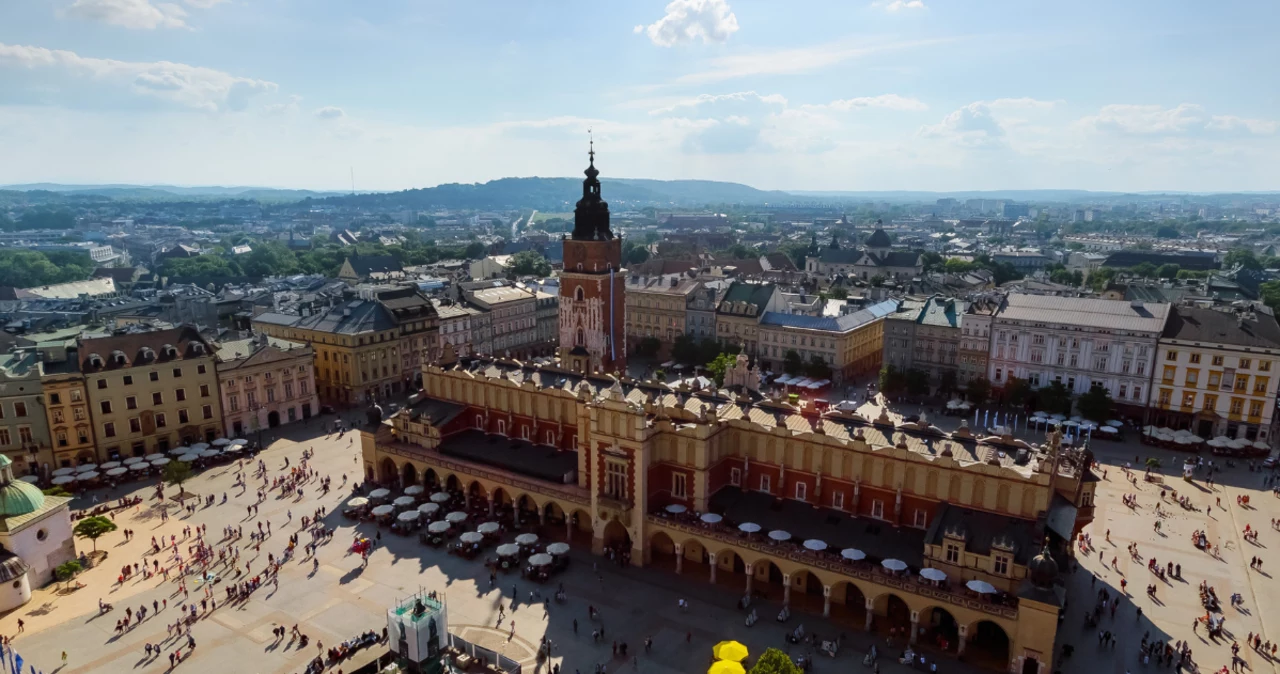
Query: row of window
1167 351 1272 371
101 406 215 437
1157 390 1266 417
99 385 212 414
1162 368 1269 394
93 365 208 391
992 369 1145 401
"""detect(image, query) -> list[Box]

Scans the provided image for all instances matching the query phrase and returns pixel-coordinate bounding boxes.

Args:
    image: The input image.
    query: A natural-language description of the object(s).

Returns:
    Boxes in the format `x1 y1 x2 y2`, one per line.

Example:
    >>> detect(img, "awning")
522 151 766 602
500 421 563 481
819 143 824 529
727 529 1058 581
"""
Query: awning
1045 493 1078 541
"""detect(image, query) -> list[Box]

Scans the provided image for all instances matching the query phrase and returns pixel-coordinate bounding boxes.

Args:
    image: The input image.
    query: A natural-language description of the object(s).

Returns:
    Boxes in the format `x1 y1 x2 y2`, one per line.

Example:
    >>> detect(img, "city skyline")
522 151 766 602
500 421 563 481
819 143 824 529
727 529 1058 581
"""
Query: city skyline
1 0 1277 192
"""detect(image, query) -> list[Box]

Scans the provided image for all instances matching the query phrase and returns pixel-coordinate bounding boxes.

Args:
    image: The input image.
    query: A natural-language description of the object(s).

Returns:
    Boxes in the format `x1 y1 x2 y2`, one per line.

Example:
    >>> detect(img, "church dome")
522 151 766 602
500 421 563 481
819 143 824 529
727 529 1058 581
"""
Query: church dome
0 550 29 582
865 228 892 249
1027 541 1059 588
0 455 44 518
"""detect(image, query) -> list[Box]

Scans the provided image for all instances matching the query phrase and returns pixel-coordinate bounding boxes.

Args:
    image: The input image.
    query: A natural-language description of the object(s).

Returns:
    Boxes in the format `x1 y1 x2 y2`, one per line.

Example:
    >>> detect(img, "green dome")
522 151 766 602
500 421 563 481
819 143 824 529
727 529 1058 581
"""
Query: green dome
0 481 44 518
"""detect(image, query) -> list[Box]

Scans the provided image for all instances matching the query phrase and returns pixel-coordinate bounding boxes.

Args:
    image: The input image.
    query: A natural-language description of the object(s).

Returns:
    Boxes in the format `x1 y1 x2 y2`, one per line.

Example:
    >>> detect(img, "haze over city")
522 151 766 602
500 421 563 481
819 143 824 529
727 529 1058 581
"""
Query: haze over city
2 0 1278 192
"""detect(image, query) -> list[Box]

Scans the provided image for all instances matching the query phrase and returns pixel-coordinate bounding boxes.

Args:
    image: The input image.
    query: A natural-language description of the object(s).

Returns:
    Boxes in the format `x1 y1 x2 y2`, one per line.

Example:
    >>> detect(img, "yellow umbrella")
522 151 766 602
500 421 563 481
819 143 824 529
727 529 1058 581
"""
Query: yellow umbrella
713 641 750 662
708 660 746 674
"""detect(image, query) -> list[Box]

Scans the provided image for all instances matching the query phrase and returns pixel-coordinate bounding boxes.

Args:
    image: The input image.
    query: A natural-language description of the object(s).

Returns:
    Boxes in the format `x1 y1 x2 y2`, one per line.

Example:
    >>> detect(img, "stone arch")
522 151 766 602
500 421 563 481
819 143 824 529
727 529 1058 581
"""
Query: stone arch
870 592 913 638
515 493 540 522
379 457 398 485
401 462 418 489
917 604 960 652
648 530 677 570
423 468 439 488
787 568 826 612
542 500 565 525
967 619 1012 670
602 518 631 551
996 483 1011 512
569 508 593 544
445 473 461 491
467 480 488 502
829 579 869 628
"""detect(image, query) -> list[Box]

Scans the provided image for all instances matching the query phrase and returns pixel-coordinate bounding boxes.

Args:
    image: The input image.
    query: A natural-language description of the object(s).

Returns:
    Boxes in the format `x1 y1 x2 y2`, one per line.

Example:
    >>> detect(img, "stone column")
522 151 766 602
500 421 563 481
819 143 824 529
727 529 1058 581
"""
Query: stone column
744 564 754 594
674 544 683 574
464 492 471 509
489 501 495 517
708 553 717 584
539 509 546 526
957 624 968 655
513 505 520 527
783 573 792 604
864 597 875 632
565 517 573 542
823 585 832 617
909 611 920 645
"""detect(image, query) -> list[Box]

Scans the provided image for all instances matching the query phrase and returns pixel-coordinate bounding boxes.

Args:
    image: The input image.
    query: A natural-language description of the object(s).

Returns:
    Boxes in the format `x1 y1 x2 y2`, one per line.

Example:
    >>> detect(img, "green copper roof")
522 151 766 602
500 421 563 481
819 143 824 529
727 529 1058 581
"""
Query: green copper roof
0 481 45 518
0 455 12 469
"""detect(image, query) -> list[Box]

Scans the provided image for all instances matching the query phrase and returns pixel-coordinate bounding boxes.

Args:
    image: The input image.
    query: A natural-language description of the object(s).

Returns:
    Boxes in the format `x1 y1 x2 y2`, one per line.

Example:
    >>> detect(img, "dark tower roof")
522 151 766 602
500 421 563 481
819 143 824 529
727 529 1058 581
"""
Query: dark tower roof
1027 539 1059 589
571 140 614 241
865 224 891 249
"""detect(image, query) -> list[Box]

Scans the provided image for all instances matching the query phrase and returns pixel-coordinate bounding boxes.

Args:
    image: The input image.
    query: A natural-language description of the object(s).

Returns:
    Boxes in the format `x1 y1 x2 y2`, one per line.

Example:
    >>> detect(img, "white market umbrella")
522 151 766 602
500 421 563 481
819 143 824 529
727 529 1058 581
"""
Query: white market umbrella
882 559 908 572
18 475 38 483
1207 436 1230 448
528 553 554 567
153 457 172 466
100 461 122 469
1031 411 1046 419
52 467 75 476
700 513 723 524
77 463 99 472
920 568 948 582
445 511 467 524
496 543 520 557
1062 420 1079 428
1080 421 1098 431
224 445 243 453
123 457 144 464
841 548 866 561
1106 420 1123 427
393 496 416 507
129 463 150 472
429 492 450 503
1175 436 1194 445
1098 425 1118 434
397 510 420 522
145 453 165 461
200 450 221 459
427 521 450 534
404 485 424 496
212 438 230 447
106 467 129 477
459 531 483 544
1231 438 1251 449
1049 414 1066 421
178 454 198 463
51 475 76 485
738 523 761 533
803 539 827 552
169 448 190 456
347 497 369 508
190 443 210 451
229 438 248 446
547 542 570 555
1254 441 1270 450
371 505 395 517
369 488 391 499
477 522 500 534
515 533 539 545
967 579 997 594
665 504 687 514
418 502 440 515
768 530 791 542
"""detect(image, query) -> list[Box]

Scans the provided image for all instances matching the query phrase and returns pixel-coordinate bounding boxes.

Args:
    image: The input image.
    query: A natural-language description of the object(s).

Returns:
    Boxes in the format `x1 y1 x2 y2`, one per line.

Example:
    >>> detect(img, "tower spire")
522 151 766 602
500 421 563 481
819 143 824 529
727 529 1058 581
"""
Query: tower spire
588 128 595 165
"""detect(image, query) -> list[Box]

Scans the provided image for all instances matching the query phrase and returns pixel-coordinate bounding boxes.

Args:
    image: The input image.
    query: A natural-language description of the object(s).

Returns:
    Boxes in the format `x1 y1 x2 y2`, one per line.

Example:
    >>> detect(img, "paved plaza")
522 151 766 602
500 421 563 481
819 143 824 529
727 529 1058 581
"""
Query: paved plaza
0 400 1277 674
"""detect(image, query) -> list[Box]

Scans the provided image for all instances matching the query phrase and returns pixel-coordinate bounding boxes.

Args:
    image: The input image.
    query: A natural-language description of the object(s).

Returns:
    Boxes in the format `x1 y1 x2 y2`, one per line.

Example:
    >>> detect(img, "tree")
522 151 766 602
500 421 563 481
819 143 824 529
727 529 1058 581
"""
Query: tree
73 516 117 552
706 351 738 386
509 250 551 277
1077 385 1113 422
944 258 975 274
1131 262 1157 277
827 286 849 300
806 355 832 380
1156 225 1180 238
635 337 661 358
622 241 650 265
1223 248 1261 270
671 334 701 365
54 560 82 583
1037 381 1073 415
920 251 944 272
749 647 802 674
1155 264 1180 279
938 370 958 395
162 254 240 279
783 350 804 376
870 275 886 287
905 368 930 396
242 242 302 277
1261 280 1280 313
1003 376 1030 406
879 365 905 394
966 377 991 406
15 208 75 231
163 460 192 494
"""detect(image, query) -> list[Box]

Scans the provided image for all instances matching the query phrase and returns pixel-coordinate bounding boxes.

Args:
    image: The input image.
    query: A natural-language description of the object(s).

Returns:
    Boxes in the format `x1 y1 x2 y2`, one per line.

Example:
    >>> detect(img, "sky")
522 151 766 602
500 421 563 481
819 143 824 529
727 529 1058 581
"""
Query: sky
1 0 1278 193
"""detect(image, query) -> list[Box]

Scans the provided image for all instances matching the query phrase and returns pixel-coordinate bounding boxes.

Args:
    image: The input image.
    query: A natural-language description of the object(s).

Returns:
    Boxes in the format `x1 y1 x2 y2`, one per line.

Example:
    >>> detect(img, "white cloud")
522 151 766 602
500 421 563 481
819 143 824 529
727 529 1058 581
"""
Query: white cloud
0 42 277 111
1207 115 1278 135
804 94 927 112
919 102 1009 148
637 0 739 47
182 0 226 7
1077 104 1276 136
674 37 953 85
873 0 926 11
65 0 188 30
315 106 346 120
648 91 787 115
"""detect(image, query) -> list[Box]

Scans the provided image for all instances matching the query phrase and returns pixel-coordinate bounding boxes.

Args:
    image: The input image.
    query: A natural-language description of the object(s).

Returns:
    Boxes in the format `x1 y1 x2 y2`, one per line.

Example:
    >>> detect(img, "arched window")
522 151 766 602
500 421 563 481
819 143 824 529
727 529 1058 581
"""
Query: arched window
574 286 584 302
576 328 585 346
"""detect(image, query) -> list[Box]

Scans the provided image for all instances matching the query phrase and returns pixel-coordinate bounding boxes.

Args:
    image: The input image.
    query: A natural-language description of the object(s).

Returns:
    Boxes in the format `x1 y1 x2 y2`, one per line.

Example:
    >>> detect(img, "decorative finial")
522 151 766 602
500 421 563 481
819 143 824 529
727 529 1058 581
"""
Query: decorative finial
588 128 594 164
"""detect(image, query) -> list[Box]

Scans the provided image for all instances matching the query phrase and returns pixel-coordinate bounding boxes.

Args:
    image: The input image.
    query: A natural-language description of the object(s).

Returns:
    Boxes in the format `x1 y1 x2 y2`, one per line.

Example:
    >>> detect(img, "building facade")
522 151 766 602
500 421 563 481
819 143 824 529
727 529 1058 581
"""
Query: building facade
39 344 97 471
715 282 781 357
466 285 538 359
625 274 698 357
959 299 998 386
433 300 475 358
0 352 51 478
80 326 223 458
685 283 721 342
756 300 897 384
1150 306 1280 442
216 335 319 438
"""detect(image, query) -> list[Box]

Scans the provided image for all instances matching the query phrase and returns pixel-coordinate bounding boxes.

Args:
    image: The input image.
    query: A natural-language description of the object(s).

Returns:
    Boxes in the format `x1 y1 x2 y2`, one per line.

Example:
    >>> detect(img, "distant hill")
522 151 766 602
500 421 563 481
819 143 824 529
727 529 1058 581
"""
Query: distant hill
312 177 793 210
0 184 345 202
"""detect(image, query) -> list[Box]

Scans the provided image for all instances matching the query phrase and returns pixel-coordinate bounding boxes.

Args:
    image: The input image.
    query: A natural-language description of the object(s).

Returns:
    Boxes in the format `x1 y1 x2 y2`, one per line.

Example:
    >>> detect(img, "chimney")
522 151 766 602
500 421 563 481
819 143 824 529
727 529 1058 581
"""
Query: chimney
1130 299 1144 310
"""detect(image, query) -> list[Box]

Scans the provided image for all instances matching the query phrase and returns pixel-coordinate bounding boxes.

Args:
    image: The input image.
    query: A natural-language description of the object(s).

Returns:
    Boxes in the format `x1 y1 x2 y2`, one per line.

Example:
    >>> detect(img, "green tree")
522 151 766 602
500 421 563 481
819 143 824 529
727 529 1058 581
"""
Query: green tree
1003 376 1030 405
706 351 738 386
635 337 661 358
919 251 944 272
1087 267 1118 292
827 286 849 300
1177 269 1209 280
1037 381 1073 415
509 250 551 276
1155 264 1180 279
1260 280 1280 312
1224 248 1261 270
16 208 75 230
905 368 930 396
1077 385 1113 422
73 515 117 552
783 350 804 376
944 258 975 274
464 242 486 259
966 377 991 406
0 250 94 288
671 335 700 365
749 647 802 674
938 370 958 395
870 274 886 287
622 241 650 265
242 242 302 277
1131 262 1157 277
163 460 192 494
879 365 905 394
54 560 82 583
162 254 240 279
1156 225 1180 238
806 355 832 380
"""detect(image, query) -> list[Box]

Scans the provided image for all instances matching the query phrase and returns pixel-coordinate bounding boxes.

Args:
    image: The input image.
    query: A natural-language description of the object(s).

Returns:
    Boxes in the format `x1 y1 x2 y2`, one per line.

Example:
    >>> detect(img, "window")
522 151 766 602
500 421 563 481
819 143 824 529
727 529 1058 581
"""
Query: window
179 409 189 424
200 384 210 397
1230 398 1244 415
1163 366 1176 383
1213 355 1224 366
176 388 186 402
229 395 239 412
871 499 884 519
52 409 64 424
173 368 183 378
202 405 213 420
156 413 166 428
0 429 8 445
832 491 844 510
125 395 138 410
152 392 163 405
945 543 960 564
73 407 85 421
123 375 133 385
149 371 159 382
759 474 771 493
993 555 1010 575
130 418 141 433
1182 391 1195 407
1256 378 1269 394
730 467 741 486
198 364 207 375
55 430 67 447
1240 359 1252 370
1250 400 1264 418
1236 375 1249 392
15 427 28 444
475 415 483 430
1209 372 1221 387
266 387 276 403
300 380 309 395
496 420 506 435
913 509 927 528
1158 389 1172 406
1119 383 1128 399
1133 385 1142 402
1204 394 1218 410
1166 350 1177 361
284 383 294 399
12 402 24 418
1186 370 1199 385
1190 353 1201 364
100 401 112 414
49 393 60 405
795 482 807 501
71 389 81 401
1262 361 1272 372
103 422 116 438
672 473 687 499
605 459 627 500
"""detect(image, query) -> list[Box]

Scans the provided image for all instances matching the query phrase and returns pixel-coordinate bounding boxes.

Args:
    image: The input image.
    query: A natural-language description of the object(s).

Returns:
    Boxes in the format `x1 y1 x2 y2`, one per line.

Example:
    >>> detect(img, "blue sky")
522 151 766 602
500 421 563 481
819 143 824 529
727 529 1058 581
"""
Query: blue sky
1 0 1277 192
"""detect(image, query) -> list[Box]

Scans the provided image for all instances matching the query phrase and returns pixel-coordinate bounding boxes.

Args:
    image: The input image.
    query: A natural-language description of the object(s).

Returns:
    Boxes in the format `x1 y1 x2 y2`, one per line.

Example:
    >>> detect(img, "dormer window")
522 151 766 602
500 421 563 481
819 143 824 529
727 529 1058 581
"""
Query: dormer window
112 351 127 366
191 343 205 355
89 354 103 368
163 344 178 358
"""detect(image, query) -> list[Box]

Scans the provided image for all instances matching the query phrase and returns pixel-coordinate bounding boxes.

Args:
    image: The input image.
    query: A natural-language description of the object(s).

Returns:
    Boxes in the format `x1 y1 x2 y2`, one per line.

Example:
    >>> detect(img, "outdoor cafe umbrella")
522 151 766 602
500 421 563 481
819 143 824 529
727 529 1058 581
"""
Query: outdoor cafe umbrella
100 461 121 469
445 511 467 524
1230 438 1251 449
547 542 570 555
700 513 723 524
169 448 190 456
713 641 749 663
527 553 553 567
152 457 172 466
459 532 483 544
212 438 230 447
708 661 746 674
229 438 248 446
802 539 827 551
106 467 129 477
18 475 38 483
224 445 243 453
178 454 198 463
665 504 687 514
1207 436 1231 448
881 559 908 572
1049 413 1066 421
429 492 451 503
51 475 76 485
515 533 539 545
920 568 947 582
190 443 210 451
371 505 395 517
77 463 98 472
966 579 997 594
768 530 791 542
841 548 866 561
52 467 75 476
427 521 450 534
738 523 761 533
393 496 416 507
145 454 165 461
129 463 150 472
404 485 424 496
397 511 420 523
496 543 520 557
369 488 391 499
347 497 369 508
1107 420 1124 427
1254 441 1270 450
75 471 99 481
418 503 440 515
1098 425 1118 434
200 450 221 459
123 457 143 464
477 522 500 535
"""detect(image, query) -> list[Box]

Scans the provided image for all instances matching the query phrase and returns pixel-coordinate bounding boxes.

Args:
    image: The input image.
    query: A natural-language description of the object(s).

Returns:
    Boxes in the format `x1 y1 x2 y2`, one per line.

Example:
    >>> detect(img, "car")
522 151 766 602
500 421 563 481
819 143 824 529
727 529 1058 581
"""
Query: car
1264 456 1277 468
320 405 336 415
